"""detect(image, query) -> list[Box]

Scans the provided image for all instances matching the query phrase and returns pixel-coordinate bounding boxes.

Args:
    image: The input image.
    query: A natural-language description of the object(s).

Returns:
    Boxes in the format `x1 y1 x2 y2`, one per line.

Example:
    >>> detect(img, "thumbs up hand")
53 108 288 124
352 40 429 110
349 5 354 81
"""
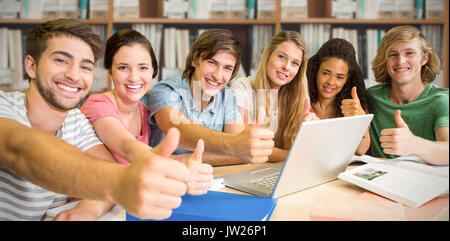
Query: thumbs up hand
394 109 408 128
186 139 213 195
116 128 191 219
380 110 416 156
302 97 320 122
341 87 366 117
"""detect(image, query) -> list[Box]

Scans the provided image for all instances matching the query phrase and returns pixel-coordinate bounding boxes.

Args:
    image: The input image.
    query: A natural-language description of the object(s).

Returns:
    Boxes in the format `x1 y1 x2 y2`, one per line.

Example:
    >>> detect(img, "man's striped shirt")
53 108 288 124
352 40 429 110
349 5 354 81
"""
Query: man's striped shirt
0 90 103 220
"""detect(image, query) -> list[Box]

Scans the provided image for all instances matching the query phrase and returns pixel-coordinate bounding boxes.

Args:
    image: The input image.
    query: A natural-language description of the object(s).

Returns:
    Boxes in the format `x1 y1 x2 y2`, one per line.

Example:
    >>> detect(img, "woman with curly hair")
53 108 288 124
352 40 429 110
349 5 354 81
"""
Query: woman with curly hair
307 38 372 155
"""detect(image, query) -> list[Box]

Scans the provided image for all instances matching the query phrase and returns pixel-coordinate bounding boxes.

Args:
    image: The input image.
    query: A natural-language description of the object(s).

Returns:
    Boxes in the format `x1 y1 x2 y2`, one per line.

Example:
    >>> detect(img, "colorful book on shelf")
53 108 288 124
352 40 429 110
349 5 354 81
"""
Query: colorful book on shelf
310 191 449 221
414 0 425 19
78 0 88 19
126 191 278 221
246 0 256 19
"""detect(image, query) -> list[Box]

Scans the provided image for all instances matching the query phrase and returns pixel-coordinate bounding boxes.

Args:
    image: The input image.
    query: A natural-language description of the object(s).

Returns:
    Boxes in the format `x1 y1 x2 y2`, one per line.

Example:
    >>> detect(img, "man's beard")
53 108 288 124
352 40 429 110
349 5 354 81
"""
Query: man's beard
35 76 86 111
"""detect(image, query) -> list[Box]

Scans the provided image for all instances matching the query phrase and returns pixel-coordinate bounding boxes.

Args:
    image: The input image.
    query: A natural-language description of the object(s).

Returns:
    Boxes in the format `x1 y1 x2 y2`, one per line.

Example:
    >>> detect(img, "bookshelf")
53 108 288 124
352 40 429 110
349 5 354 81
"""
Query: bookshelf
281 18 446 25
0 0 448 91
114 18 276 24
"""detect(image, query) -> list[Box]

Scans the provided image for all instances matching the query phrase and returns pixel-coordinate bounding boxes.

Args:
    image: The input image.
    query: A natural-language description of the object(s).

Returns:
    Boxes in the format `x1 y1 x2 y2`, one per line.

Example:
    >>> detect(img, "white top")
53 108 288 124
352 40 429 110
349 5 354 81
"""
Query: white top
230 77 279 133
230 76 256 122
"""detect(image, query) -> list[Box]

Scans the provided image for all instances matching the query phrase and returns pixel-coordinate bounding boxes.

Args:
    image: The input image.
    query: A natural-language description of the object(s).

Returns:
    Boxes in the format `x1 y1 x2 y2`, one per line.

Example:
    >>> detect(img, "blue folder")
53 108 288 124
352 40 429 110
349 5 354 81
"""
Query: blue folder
126 191 277 221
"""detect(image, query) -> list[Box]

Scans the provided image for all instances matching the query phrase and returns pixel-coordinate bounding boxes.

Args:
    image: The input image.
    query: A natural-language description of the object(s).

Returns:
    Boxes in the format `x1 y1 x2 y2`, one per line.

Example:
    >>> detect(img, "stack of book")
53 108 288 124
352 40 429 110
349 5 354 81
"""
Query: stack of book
0 0 140 20
163 0 277 20
331 0 445 20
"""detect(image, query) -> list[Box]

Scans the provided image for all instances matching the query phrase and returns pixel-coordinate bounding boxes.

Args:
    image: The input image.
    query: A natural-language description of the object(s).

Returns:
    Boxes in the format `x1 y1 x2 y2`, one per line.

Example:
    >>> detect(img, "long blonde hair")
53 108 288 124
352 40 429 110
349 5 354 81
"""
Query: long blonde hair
251 31 309 149
372 25 441 85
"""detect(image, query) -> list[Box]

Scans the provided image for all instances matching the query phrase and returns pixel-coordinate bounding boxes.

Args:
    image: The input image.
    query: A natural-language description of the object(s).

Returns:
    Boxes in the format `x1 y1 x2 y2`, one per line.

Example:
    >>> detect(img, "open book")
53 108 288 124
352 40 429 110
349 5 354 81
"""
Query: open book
338 155 449 208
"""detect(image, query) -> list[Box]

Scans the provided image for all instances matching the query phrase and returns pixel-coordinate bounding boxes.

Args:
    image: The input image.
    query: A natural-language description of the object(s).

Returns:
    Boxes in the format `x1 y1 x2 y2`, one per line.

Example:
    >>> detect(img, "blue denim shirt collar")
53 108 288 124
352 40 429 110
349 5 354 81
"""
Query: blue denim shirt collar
184 78 216 115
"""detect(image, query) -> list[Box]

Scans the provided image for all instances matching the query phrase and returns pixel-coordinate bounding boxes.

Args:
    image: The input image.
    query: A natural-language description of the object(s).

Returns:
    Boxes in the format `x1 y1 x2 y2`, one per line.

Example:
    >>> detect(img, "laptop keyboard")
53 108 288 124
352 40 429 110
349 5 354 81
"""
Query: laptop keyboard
248 173 280 189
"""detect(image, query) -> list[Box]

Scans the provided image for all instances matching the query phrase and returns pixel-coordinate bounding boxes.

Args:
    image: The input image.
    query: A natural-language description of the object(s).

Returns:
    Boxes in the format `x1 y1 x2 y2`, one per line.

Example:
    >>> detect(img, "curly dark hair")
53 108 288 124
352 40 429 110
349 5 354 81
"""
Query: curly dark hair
307 38 372 117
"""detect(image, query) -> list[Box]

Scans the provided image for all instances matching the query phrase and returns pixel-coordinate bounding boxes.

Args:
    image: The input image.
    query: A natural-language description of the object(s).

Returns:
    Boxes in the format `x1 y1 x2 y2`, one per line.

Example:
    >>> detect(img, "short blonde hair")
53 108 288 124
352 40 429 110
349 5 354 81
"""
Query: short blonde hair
371 25 441 85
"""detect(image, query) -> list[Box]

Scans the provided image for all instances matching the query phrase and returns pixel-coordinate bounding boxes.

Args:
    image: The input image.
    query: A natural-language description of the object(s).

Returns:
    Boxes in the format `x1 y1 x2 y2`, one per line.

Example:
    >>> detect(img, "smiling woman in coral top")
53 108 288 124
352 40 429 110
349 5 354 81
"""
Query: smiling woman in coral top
81 29 213 195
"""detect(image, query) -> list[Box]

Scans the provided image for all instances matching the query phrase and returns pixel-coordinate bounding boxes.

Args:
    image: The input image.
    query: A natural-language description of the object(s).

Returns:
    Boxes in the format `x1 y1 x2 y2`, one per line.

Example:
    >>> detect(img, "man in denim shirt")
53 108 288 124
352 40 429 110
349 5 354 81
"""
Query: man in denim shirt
149 29 275 166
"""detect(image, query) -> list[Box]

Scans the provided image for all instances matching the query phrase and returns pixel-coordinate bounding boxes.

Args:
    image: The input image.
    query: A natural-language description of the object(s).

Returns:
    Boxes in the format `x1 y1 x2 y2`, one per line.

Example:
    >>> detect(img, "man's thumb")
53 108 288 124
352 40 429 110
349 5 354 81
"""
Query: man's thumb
395 110 408 128
189 139 204 163
153 128 180 157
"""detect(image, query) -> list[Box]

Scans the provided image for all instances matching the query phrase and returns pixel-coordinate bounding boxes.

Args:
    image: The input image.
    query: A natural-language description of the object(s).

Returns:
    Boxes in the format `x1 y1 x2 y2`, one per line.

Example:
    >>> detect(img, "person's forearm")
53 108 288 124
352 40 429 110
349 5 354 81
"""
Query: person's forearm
173 122 238 157
156 107 238 156
268 148 289 162
412 137 449 166
75 199 115 218
0 119 123 202
120 139 155 164
171 152 245 166
355 129 370 156
200 153 244 166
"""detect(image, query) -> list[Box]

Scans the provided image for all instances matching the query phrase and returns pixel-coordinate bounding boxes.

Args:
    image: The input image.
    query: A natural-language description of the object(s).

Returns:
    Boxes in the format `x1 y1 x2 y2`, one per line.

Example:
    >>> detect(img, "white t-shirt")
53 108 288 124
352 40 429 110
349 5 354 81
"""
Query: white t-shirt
230 76 256 122
0 90 103 220
231 77 279 133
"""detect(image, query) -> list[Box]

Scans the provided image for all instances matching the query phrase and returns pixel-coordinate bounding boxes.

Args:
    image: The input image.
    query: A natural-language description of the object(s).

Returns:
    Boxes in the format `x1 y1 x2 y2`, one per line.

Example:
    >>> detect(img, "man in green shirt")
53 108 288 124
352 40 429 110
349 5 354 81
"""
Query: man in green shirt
369 25 448 165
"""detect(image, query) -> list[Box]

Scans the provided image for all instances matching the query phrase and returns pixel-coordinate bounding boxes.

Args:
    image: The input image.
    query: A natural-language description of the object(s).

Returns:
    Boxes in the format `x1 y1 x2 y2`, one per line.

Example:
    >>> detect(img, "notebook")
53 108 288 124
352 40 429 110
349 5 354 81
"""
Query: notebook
126 190 277 221
220 114 374 198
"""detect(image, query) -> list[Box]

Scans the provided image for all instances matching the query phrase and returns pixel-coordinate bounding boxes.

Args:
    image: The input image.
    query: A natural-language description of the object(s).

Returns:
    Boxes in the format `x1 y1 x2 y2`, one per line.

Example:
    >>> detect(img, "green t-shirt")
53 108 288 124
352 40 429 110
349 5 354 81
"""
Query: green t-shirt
368 84 449 159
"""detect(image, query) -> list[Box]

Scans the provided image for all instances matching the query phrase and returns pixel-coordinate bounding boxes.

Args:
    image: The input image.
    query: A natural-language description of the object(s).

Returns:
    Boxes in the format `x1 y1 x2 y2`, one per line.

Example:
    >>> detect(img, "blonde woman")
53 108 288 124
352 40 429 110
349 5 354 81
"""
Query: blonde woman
369 25 448 165
231 30 318 162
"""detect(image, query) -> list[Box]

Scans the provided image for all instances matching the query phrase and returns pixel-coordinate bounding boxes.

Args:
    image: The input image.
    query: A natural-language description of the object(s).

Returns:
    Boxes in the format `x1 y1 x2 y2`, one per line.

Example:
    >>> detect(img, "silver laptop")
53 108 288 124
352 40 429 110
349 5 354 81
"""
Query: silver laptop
220 114 374 198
